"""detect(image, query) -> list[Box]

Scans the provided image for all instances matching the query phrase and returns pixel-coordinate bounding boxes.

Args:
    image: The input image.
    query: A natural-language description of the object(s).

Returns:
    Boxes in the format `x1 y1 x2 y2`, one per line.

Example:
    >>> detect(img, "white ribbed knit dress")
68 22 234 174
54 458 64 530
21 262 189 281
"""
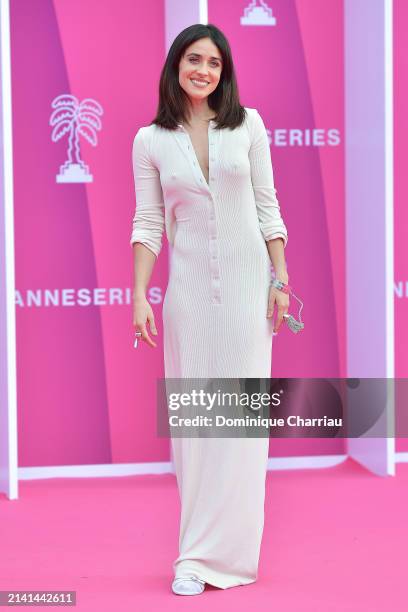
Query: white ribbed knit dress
130 107 288 589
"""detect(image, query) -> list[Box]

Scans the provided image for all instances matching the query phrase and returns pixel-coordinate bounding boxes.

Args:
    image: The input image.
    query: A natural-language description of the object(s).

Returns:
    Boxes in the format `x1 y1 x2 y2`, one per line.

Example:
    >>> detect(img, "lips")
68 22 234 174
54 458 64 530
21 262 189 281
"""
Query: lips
190 79 209 87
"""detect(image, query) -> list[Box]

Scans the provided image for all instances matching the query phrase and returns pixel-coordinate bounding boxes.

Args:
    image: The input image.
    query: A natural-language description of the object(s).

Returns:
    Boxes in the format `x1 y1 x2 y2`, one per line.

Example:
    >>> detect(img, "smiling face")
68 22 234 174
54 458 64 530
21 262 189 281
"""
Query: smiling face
178 37 223 103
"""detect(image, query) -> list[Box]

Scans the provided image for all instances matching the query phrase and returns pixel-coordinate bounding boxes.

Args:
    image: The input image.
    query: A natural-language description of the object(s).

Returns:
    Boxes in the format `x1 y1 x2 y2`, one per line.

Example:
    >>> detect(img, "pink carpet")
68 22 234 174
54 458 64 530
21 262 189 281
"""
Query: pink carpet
0 458 406 611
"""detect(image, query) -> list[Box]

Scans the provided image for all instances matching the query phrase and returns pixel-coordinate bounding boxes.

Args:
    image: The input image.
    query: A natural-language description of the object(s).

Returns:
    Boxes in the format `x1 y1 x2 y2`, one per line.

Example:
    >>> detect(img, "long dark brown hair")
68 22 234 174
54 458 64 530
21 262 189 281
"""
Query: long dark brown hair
150 23 247 131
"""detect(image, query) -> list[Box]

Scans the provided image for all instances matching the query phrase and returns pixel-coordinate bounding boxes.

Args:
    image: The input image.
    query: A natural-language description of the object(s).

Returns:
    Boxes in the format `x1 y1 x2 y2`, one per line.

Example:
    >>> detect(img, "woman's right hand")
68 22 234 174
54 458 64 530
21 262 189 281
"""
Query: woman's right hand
133 293 158 348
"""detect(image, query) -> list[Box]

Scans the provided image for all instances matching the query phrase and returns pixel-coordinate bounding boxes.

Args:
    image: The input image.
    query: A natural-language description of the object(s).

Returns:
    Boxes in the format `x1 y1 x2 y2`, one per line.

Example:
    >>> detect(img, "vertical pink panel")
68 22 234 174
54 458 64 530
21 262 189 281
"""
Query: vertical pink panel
295 0 345 378
52 0 168 464
12 0 168 465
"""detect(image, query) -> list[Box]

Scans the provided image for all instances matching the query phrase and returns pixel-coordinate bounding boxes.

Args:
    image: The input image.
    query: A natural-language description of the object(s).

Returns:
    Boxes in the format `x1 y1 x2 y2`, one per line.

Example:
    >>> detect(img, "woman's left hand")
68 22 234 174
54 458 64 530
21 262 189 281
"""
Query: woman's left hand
267 286 289 333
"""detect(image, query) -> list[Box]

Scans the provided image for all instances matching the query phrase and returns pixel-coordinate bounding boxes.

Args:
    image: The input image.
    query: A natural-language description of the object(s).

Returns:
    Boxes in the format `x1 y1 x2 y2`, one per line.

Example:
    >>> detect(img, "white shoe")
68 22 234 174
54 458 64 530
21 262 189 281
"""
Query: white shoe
172 576 206 595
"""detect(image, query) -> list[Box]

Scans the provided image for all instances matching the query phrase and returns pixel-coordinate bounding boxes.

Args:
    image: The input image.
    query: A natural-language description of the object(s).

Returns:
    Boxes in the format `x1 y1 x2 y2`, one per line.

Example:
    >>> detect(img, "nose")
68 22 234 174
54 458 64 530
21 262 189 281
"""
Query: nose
195 63 210 76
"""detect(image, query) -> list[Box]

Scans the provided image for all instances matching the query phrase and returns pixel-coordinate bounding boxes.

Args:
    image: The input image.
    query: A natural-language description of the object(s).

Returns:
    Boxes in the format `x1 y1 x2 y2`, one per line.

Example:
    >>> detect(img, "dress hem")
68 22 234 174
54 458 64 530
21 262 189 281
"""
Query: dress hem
174 561 259 590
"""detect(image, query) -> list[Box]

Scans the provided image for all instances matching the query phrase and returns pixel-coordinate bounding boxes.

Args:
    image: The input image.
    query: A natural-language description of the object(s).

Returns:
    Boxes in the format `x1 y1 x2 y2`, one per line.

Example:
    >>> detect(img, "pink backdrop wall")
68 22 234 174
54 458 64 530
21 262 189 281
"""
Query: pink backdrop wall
14 0 404 467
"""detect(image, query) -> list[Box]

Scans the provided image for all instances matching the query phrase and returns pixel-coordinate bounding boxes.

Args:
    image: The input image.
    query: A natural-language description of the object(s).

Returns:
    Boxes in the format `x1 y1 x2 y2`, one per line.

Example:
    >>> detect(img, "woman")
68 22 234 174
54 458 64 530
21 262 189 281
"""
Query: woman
130 24 289 595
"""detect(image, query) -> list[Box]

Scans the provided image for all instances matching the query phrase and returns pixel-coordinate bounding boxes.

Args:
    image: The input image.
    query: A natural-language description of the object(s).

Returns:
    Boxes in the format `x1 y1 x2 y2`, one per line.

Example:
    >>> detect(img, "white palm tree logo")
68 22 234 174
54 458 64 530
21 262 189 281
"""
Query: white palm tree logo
50 94 103 183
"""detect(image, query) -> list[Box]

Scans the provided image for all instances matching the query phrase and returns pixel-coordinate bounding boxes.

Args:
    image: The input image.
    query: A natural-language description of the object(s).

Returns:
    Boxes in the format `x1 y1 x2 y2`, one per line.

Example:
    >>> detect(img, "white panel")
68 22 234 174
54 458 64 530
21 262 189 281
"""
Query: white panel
0 0 18 499
345 0 395 476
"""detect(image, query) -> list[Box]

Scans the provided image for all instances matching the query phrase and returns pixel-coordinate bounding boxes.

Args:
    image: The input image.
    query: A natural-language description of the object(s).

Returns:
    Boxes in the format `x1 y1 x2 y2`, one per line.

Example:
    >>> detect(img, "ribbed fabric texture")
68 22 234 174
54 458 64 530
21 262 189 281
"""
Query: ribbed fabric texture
130 107 288 589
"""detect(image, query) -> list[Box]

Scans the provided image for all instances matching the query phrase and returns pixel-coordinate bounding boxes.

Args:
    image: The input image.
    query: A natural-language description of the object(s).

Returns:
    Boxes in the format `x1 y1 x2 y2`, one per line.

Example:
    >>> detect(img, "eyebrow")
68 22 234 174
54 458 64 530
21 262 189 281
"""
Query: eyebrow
187 52 222 62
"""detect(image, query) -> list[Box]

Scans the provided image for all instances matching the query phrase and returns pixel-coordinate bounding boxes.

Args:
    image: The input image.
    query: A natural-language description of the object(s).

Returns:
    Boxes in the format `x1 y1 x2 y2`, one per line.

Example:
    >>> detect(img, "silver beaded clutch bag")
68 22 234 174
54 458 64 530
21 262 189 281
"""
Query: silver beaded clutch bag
270 278 305 334
283 292 304 334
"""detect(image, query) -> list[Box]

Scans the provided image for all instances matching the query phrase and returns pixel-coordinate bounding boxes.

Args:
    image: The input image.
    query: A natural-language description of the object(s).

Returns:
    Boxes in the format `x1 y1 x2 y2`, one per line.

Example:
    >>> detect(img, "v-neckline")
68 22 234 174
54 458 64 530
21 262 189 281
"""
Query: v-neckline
179 120 214 188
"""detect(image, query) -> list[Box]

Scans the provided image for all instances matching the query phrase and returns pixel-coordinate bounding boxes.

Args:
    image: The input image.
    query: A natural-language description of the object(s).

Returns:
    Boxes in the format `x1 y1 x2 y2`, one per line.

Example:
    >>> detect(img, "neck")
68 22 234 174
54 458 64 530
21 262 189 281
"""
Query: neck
186 98 215 123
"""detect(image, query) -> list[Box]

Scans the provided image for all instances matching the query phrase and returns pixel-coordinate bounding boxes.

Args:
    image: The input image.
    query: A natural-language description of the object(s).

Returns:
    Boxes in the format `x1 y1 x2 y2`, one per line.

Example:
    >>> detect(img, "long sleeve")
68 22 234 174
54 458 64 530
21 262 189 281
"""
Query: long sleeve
130 127 165 258
248 109 288 248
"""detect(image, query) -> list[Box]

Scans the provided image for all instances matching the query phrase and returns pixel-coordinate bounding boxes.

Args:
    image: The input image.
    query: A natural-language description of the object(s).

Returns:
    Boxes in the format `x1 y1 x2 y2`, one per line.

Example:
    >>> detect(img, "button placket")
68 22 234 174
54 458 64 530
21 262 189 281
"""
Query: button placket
207 127 222 305
207 193 222 305
177 122 222 305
